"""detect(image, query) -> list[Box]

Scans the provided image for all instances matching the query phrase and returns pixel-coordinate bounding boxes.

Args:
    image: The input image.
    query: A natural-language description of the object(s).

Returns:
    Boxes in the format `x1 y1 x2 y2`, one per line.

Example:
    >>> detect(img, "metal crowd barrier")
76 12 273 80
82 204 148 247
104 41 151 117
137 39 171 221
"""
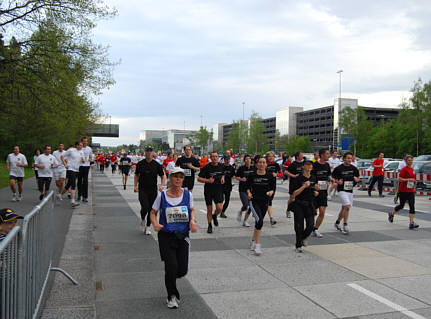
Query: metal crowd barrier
0 191 78 319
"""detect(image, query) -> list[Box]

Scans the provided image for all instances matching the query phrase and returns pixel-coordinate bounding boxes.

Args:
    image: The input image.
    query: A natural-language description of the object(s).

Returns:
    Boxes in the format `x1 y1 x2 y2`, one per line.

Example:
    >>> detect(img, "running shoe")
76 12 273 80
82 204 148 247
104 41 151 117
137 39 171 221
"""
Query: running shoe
295 247 304 253
167 296 178 309
71 202 80 208
145 227 151 235
334 222 342 231
220 212 227 218
342 224 350 235
39 194 44 200
243 220 251 227
250 241 256 251
236 210 242 222
327 195 332 201
286 209 291 218
140 222 146 233
12 194 17 202
17 195 22 201
409 222 419 230
212 214 219 227
270 218 277 225
254 243 262 256
312 229 323 238
388 211 394 223
83 198 89 203
207 224 213 234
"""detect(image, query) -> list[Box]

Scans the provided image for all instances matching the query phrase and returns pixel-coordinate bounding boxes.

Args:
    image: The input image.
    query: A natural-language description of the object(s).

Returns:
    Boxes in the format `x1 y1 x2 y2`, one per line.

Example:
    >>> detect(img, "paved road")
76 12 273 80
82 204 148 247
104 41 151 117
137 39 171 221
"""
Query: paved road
104 170 431 319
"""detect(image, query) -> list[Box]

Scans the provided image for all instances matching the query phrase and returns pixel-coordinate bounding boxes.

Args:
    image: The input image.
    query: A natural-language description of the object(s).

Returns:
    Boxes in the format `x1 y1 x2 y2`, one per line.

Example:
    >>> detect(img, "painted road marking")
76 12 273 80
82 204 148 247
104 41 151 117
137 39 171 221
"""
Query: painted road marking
347 283 427 319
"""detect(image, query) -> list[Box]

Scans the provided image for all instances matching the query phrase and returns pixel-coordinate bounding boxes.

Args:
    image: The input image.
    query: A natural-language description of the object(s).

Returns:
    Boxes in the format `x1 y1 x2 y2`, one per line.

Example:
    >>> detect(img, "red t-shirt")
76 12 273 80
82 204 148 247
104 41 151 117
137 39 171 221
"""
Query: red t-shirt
372 158 384 176
398 166 416 193
110 155 117 163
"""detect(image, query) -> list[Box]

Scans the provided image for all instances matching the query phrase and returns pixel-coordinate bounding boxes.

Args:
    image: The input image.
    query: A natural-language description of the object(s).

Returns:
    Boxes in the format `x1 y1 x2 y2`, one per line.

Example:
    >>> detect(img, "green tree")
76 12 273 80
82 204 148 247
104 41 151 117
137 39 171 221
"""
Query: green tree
274 130 288 153
284 134 312 154
188 126 212 155
226 122 241 153
247 112 267 154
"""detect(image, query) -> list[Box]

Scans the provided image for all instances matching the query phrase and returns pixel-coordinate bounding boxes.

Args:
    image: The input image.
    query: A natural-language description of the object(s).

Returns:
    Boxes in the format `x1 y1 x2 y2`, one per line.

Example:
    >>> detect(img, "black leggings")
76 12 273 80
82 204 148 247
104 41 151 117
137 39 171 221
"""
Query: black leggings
250 199 268 230
158 231 189 300
78 166 90 199
369 175 383 195
293 202 315 248
395 192 415 214
65 171 78 190
139 189 157 226
222 188 232 213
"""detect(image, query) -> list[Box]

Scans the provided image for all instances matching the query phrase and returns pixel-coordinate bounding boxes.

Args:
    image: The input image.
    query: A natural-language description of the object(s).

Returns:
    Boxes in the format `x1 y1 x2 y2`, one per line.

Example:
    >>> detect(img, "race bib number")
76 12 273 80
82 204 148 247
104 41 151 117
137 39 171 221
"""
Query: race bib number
184 169 191 177
122 161 129 165
166 206 189 223
344 181 353 191
318 180 328 190
407 181 414 189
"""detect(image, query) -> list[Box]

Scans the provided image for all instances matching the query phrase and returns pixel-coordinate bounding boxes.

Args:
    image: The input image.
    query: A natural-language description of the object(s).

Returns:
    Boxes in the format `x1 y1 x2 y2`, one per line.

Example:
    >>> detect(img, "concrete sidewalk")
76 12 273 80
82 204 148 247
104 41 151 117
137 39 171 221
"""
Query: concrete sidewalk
41 169 216 318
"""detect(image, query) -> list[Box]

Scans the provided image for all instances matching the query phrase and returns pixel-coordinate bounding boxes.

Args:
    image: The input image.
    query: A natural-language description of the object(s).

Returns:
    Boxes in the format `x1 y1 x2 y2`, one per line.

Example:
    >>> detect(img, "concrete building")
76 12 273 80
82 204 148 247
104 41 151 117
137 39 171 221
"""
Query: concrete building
276 106 304 136
140 129 197 151
212 123 226 145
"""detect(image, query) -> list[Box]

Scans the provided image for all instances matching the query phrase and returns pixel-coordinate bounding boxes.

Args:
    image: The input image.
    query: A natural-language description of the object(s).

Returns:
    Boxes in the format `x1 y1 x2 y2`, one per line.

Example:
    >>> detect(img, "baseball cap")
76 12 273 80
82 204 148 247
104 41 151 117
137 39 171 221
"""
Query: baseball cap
169 167 185 175
0 208 23 223
145 146 153 151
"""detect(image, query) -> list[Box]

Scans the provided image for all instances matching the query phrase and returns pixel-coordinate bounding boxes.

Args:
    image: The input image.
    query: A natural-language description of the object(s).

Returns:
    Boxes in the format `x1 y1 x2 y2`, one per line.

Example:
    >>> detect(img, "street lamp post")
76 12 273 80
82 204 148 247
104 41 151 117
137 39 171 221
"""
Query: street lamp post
335 70 343 151
337 70 343 100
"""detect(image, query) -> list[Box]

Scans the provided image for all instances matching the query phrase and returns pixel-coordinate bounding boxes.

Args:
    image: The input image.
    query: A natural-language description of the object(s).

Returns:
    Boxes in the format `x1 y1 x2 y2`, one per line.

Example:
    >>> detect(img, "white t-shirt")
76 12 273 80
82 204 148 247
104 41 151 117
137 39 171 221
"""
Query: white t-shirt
33 155 39 171
7 153 28 177
328 157 342 172
152 189 194 211
35 154 59 178
52 150 66 170
64 148 84 172
80 146 93 167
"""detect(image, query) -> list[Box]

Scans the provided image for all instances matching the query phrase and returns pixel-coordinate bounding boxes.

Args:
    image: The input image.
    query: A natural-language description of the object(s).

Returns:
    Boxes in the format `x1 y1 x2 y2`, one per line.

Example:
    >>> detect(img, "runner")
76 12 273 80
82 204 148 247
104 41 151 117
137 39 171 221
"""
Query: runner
150 167 197 309
221 155 235 218
265 151 281 225
52 143 67 200
134 146 165 235
332 152 360 235
388 155 419 229
131 152 139 174
35 145 59 200
199 154 209 168
290 159 319 252
393 154 408 203
175 145 200 192
327 150 342 200
32 148 41 189
163 152 174 176
198 152 225 234
77 136 93 203
235 154 255 227
98 153 106 172
282 154 292 184
311 152 319 163
110 153 118 174
247 156 275 256
63 141 85 207
120 153 132 190
285 151 304 218
6 145 28 202
166 154 178 176
311 149 331 238
368 152 385 197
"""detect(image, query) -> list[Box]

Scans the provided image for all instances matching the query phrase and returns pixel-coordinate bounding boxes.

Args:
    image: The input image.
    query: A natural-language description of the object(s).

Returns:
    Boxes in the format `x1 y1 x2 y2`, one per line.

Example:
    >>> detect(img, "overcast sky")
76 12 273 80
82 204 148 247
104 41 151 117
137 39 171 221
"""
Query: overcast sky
92 0 431 146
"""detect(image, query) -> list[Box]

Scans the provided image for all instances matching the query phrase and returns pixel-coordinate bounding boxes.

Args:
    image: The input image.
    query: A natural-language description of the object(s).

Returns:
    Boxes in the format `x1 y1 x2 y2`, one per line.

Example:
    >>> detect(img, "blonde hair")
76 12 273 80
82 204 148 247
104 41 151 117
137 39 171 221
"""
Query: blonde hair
265 151 275 159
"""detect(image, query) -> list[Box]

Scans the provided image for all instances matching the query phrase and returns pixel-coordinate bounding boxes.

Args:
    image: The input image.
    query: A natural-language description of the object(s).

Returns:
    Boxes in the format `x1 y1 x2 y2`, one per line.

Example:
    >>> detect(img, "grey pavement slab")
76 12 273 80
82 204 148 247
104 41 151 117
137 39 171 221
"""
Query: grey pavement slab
201 287 335 319
378 275 431 305
296 280 427 318
41 307 95 319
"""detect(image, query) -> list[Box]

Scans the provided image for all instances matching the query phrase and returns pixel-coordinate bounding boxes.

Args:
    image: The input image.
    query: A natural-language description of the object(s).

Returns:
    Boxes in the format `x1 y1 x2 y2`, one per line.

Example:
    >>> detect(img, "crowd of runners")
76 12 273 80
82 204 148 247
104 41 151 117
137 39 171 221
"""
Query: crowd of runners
3 142 423 309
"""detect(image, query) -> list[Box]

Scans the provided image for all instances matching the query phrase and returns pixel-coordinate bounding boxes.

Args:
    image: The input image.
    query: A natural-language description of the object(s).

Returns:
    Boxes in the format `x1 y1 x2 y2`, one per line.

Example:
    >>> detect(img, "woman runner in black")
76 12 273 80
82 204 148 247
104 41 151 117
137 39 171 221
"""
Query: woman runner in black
246 157 275 256
265 151 281 225
290 160 319 253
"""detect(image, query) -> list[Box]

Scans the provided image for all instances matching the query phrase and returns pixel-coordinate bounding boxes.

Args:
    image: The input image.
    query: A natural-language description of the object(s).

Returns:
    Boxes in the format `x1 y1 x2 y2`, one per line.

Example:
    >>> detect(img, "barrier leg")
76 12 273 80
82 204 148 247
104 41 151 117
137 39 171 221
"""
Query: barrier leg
50 267 79 285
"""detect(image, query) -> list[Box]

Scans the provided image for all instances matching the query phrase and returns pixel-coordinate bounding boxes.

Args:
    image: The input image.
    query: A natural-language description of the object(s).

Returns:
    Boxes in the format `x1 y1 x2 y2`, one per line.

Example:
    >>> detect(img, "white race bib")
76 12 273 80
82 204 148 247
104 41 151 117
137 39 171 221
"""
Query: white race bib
122 161 129 165
344 181 353 191
318 180 328 190
407 181 414 189
166 206 189 223
184 168 192 177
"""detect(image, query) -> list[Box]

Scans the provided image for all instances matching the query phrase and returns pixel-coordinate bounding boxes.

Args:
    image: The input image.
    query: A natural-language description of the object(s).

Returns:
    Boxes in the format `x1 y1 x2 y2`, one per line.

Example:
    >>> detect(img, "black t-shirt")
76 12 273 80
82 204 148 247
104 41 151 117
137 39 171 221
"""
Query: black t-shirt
266 162 281 175
223 164 236 190
198 162 225 192
135 159 164 190
120 156 131 169
287 161 303 194
246 171 276 202
332 164 359 193
291 174 317 202
235 165 256 192
312 161 331 192
175 156 200 181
